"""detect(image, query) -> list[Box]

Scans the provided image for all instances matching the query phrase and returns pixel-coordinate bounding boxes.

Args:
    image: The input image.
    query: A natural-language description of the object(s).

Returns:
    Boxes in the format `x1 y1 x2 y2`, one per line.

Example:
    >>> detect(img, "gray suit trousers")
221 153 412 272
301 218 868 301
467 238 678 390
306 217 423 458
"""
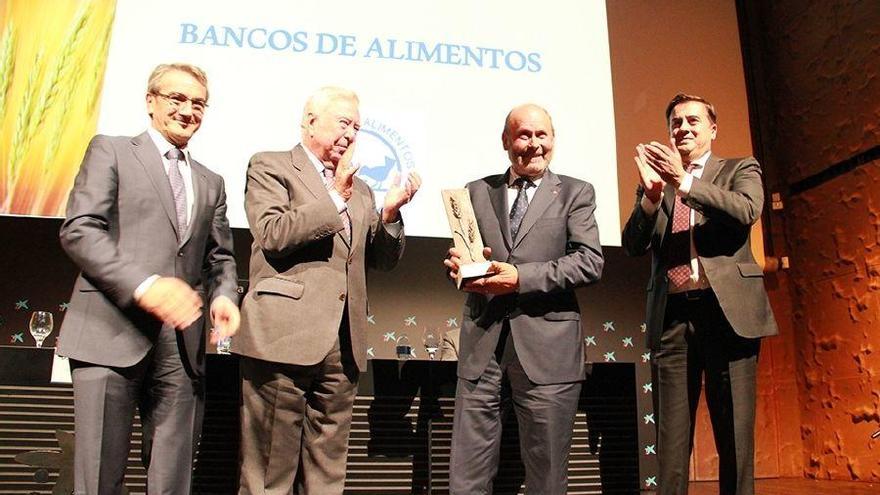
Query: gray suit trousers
71 325 202 495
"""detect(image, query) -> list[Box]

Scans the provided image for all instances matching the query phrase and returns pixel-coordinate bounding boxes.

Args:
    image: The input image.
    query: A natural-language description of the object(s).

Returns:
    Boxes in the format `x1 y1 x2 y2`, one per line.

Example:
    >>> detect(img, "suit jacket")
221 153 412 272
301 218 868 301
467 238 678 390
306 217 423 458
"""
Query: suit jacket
58 132 238 376
232 144 404 371
458 170 604 385
622 154 778 350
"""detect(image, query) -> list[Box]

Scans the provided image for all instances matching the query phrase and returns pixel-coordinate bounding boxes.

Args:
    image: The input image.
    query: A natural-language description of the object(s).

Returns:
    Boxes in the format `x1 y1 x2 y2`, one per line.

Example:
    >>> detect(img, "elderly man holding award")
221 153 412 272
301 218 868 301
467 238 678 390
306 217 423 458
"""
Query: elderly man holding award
442 103 604 494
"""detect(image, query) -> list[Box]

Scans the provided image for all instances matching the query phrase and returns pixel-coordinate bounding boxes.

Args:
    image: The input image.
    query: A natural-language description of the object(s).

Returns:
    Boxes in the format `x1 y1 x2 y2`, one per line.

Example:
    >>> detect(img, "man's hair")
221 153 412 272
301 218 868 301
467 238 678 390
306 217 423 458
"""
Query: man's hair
301 86 360 138
147 63 209 100
502 103 555 137
665 93 717 126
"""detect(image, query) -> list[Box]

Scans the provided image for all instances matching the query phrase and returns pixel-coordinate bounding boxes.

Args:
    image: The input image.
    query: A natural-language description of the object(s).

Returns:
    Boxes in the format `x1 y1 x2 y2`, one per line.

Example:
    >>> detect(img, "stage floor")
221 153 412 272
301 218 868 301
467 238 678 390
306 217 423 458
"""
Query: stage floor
649 479 880 494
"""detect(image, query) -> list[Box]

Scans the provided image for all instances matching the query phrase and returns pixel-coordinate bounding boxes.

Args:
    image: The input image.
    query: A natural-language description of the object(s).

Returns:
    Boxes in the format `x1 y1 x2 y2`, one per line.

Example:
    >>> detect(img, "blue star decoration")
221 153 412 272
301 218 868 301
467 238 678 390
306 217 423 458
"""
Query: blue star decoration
59 302 69 312
367 315 376 325
404 316 417 326
584 336 597 346
367 347 375 357
641 351 651 363
603 351 616 362
644 444 656 455
644 413 655 424
645 476 657 488
643 382 653 393
11 333 24 344
602 321 615 332
622 337 633 348
15 299 29 310
382 331 396 342
446 317 458 327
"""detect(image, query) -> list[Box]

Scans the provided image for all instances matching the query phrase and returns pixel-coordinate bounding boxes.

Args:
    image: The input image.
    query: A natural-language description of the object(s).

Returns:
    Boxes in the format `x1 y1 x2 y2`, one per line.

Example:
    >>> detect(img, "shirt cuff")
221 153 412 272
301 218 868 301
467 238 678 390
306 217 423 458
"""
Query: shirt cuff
382 213 403 237
133 274 160 301
328 189 348 213
677 173 694 196
640 193 662 216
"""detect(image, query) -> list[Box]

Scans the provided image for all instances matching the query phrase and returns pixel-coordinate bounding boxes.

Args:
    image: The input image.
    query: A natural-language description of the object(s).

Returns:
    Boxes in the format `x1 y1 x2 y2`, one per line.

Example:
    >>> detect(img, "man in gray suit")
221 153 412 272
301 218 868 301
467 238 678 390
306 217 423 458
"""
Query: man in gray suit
443 103 604 494
58 63 240 494
622 93 778 495
233 86 420 494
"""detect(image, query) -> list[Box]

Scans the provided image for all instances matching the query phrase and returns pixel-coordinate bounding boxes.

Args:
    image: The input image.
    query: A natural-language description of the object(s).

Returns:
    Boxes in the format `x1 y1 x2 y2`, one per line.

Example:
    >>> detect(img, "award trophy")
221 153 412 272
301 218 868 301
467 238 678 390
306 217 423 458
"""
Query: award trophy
442 189 492 288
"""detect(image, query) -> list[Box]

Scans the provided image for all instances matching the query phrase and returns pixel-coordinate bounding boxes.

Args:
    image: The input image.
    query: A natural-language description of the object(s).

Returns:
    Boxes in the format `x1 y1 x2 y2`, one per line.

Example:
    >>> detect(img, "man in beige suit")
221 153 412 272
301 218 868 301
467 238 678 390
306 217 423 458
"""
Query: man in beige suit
232 86 420 494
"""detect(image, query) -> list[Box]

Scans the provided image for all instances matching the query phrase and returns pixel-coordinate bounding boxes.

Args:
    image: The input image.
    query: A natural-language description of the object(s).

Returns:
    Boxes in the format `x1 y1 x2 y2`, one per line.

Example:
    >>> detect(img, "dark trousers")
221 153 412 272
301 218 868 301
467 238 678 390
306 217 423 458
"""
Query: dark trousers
653 290 761 495
449 326 582 495
238 338 359 495
71 325 203 495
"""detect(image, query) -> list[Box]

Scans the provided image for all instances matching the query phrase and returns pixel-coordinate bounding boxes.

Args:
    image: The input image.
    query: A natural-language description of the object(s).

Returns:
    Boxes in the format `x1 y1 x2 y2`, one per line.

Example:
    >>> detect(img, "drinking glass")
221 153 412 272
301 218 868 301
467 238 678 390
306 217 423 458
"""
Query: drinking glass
29 311 54 348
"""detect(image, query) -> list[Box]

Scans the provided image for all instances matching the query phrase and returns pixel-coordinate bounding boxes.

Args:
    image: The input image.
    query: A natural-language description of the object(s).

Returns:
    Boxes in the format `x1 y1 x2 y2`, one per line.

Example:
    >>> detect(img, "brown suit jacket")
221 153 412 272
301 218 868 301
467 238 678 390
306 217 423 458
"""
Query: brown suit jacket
622 154 778 350
232 144 404 371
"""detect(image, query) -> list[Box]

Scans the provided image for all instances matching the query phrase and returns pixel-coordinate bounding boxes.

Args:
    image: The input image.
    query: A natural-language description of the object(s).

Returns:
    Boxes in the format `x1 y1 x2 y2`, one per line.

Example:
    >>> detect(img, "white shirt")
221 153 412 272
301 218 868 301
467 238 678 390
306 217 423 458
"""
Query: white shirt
640 151 712 293
134 127 198 300
147 127 195 225
507 168 543 213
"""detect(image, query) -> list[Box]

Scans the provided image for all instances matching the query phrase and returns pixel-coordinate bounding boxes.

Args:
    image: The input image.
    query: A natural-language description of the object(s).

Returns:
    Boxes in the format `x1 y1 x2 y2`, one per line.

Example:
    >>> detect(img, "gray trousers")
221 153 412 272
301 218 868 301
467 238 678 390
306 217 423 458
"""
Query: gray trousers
449 329 582 495
71 325 203 495
238 338 359 495
653 290 760 495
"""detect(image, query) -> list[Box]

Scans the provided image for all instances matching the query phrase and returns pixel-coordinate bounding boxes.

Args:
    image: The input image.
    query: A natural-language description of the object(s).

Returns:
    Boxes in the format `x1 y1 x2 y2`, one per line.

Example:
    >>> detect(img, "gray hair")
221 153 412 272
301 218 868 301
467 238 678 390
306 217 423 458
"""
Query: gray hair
147 63 209 100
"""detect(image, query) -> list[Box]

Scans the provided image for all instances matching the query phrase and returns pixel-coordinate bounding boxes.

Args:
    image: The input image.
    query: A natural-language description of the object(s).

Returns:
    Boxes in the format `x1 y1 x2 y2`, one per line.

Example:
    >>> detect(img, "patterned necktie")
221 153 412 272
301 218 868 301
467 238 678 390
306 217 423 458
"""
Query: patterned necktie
165 148 188 234
666 164 697 287
509 177 534 241
323 168 352 242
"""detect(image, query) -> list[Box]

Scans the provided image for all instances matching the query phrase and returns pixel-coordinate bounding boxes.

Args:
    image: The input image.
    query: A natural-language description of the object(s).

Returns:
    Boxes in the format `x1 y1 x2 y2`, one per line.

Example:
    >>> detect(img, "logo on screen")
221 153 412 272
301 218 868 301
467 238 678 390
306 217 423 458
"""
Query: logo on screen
355 118 416 194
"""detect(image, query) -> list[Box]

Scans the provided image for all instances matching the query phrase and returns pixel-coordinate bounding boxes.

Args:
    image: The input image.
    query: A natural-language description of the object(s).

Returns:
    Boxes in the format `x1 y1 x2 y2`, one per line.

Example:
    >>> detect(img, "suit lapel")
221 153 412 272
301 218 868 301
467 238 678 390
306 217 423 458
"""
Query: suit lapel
181 163 208 247
512 171 561 250
131 132 180 239
291 144 352 248
487 173 512 251
693 154 724 224
290 145 328 201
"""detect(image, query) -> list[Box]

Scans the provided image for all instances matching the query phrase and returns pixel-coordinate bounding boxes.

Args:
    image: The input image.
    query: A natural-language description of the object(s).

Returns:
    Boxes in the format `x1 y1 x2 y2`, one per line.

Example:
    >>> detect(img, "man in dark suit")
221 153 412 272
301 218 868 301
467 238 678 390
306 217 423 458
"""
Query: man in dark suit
232 86 420 494
58 63 240 494
622 93 778 495
443 103 604 494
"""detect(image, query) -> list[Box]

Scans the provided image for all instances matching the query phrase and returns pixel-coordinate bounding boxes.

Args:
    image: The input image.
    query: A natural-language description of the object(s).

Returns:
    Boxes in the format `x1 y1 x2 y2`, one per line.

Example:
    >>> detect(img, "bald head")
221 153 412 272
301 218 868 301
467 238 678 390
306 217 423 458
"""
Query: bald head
501 103 555 179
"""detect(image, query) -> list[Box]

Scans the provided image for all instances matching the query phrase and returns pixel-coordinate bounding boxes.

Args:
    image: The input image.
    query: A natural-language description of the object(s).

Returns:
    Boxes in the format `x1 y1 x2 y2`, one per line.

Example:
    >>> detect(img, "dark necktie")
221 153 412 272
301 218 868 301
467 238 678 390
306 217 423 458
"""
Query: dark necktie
509 177 534 241
322 168 352 242
164 148 188 233
667 163 698 287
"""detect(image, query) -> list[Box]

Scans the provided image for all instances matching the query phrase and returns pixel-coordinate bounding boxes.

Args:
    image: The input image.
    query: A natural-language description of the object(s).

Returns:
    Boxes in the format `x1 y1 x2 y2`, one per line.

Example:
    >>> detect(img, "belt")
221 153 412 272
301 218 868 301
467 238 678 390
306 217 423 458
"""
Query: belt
669 288 712 301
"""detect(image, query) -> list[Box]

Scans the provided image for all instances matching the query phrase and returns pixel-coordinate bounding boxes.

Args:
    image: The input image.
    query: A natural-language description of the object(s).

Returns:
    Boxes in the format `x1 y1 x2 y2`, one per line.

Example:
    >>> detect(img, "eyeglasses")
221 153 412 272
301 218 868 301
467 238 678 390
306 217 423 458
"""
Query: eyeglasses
152 91 208 113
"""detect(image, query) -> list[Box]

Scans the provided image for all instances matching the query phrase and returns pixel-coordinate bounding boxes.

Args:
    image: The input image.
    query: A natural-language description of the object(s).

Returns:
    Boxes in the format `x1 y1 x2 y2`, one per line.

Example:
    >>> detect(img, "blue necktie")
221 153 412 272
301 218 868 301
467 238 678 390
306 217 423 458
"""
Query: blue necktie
509 177 534 241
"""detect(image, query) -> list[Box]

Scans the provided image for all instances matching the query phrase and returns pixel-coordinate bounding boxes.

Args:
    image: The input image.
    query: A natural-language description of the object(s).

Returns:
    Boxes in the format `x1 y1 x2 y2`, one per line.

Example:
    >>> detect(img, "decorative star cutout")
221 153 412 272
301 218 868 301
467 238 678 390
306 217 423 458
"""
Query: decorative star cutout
645 476 657 487
446 317 458 327
584 336 597 346
622 337 633 348
404 316 417 326
366 347 375 357
14 429 75 493
640 323 647 333
59 302 69 312
643 382 653 393
641 352 651 363
644 413 655 424
15 299 29 310
11 333 24 343
383 331 396 342
367 315 376 325
603 351 616 362
644 444 656 455
602 321 615 332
